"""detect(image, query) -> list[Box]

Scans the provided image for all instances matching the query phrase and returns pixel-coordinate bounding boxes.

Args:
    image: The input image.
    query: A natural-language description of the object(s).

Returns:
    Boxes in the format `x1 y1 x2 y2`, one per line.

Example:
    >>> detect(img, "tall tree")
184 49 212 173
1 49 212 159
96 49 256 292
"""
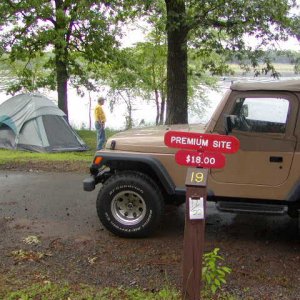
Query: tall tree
141 0 168 125
94 48 141 129
161 0 297 124
133 41 167 125
165 0 188 124
0 0 125 119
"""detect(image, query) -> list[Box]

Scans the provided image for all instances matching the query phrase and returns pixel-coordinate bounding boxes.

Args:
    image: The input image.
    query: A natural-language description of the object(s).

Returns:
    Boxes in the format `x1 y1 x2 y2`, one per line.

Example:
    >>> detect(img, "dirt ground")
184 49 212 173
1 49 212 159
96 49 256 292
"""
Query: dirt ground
0 162 300 299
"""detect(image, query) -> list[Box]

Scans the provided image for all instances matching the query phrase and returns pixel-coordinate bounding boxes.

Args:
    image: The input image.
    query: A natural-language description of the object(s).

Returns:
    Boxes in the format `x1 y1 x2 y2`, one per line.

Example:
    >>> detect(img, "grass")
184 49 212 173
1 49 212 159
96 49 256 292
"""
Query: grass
0 280 237 300
0 248 236 299
0 128 118 167
1 282 181 300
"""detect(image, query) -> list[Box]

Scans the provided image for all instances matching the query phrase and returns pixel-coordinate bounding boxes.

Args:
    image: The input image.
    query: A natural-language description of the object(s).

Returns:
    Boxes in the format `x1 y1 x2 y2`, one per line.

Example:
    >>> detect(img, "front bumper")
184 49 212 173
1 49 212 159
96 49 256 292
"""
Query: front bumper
83 168 111 192
83 176 96 191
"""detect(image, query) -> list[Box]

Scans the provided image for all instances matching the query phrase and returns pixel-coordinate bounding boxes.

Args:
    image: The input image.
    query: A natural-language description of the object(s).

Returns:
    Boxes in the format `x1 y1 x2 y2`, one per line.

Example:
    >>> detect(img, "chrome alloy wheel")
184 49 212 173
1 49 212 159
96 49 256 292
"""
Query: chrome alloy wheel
111 190 147 225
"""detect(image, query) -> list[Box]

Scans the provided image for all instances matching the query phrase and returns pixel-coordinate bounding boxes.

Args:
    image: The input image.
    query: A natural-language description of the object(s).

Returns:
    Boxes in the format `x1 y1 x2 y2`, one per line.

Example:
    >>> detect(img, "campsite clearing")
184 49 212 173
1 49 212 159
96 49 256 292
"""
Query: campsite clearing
0 129 299 299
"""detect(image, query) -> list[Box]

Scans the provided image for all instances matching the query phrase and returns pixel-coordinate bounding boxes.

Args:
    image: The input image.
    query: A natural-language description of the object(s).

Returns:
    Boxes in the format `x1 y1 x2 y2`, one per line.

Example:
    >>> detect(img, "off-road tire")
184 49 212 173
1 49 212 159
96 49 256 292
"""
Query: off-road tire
96 171 164 238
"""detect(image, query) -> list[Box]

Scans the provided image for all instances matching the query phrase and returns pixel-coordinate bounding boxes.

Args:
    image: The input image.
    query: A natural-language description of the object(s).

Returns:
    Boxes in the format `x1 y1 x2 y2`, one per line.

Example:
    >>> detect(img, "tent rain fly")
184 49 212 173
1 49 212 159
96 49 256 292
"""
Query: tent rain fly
0 93 88 152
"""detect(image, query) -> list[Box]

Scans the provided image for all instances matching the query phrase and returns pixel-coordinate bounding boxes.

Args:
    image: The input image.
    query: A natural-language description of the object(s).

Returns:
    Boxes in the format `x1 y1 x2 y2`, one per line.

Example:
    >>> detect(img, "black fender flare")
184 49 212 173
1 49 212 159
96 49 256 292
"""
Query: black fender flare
91 152 176 195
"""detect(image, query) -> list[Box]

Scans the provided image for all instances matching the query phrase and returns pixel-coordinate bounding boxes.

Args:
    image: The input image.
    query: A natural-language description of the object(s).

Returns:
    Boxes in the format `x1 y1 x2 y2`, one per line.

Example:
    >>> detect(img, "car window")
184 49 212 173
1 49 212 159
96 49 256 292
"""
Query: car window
231 97 289 133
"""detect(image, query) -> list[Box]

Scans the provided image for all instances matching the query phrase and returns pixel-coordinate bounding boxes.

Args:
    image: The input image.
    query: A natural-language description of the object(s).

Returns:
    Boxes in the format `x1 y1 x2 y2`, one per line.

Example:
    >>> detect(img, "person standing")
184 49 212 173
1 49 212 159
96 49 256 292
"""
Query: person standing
94 97 106 150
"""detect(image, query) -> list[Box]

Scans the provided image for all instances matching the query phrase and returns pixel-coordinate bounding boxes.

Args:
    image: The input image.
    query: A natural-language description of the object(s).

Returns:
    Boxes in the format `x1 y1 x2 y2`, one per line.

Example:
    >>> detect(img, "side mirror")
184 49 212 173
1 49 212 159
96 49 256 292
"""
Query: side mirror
225 115 237 134
241 104 248 117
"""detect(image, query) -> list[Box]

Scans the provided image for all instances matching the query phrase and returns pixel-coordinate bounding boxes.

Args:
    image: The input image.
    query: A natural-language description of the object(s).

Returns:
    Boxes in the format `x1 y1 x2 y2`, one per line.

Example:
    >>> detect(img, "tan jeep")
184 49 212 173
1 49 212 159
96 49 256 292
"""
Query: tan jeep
83 79 300 238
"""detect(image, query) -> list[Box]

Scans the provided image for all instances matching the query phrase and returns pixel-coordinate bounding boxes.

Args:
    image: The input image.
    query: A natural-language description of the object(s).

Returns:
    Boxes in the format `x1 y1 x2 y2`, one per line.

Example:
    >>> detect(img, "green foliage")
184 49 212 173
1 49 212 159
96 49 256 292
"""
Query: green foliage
91 38 167 127
0 52 55 94
0 248 235 300
99 286 180 299
77 129 97 151
2 282 181 300
289 51 300 74
149 0 298 124
0 0 297 125
90 48 140 128
184 0 297 76
0 148 91 166
3 282 71 300
1 281 235 300
202 248 232 296
0 0 133 116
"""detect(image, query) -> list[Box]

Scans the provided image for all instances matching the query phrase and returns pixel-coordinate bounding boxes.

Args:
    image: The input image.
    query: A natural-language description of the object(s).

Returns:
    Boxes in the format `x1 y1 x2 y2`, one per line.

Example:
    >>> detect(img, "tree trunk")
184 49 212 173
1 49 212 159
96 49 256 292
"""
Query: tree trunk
155 89 160 125
55 0 69 120
88 91 92 130
124 90 133 129
159 92 166 125
56 54 69 119
165 0 188 125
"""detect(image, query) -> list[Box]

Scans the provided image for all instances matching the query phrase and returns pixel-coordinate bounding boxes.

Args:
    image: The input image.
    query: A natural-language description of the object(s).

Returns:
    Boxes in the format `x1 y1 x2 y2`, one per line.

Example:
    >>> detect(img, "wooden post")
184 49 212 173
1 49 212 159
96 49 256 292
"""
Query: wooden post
182 168 208 300
164 130 239 300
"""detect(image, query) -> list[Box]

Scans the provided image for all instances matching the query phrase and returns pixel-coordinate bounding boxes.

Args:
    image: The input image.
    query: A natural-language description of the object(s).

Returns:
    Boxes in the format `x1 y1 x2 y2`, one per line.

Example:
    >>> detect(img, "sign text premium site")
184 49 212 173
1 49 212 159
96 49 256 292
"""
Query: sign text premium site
164 131 240 154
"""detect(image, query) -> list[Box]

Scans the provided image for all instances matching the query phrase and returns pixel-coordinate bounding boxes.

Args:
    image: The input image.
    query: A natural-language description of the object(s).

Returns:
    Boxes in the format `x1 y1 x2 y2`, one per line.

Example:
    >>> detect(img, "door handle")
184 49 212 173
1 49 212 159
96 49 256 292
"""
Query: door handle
270 156 283 163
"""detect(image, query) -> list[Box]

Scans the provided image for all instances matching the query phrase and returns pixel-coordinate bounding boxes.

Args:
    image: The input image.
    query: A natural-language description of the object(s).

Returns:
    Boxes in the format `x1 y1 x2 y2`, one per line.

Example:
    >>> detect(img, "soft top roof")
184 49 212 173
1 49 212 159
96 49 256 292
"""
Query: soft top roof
231 79 300 92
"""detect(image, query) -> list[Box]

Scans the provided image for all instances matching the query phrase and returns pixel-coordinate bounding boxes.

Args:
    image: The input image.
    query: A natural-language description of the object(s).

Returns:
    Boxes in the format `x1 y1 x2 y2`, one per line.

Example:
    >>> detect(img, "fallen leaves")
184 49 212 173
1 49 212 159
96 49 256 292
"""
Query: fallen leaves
11 249 45 262
87 256 98 265
22 235 40 245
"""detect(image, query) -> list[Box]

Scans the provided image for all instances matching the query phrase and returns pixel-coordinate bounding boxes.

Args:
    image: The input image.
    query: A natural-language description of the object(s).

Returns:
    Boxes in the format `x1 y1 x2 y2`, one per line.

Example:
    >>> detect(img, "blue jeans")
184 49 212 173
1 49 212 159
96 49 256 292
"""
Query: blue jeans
95 122 106 150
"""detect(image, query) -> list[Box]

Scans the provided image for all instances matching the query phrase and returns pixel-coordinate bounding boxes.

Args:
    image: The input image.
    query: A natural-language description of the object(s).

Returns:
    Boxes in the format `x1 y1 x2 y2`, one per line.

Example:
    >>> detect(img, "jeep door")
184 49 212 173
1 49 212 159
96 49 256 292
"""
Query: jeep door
211 91 298 187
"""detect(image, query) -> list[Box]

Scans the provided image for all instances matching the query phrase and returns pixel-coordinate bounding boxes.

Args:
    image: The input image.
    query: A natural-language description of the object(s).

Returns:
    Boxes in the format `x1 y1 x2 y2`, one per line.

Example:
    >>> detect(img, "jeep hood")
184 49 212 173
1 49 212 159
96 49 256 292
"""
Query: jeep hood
105 124 207 154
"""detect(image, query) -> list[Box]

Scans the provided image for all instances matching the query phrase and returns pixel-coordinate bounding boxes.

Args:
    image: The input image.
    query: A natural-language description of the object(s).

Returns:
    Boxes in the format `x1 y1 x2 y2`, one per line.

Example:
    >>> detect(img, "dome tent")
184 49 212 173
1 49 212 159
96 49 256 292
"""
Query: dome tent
0 93 88 152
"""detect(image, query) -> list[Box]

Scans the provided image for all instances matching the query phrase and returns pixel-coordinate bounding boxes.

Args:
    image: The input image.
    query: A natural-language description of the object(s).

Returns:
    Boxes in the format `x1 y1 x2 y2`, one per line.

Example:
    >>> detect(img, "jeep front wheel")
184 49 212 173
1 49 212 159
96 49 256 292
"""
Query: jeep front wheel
96 171 164 238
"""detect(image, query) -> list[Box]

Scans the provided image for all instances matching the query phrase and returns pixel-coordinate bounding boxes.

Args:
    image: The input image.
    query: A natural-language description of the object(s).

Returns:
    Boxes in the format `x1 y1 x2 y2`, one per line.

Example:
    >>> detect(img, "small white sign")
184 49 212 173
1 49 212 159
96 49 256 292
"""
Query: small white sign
189 197 204 220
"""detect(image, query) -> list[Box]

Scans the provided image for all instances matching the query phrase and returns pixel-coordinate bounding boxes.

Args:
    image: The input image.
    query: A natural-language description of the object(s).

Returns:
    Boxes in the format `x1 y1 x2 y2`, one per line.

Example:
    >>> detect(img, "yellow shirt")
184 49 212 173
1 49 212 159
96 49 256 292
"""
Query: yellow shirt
94 104 106 123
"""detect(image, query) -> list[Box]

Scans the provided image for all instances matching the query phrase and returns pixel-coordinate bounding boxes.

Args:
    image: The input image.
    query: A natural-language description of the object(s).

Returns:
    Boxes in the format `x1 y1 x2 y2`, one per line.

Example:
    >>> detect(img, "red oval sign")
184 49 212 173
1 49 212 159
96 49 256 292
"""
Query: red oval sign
164 131 240 154
175 150 226 169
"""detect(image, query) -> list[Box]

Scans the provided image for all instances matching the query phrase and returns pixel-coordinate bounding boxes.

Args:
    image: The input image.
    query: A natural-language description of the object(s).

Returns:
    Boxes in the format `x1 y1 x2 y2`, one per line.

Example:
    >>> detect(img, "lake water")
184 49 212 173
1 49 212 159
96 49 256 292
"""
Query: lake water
0 76 299 130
